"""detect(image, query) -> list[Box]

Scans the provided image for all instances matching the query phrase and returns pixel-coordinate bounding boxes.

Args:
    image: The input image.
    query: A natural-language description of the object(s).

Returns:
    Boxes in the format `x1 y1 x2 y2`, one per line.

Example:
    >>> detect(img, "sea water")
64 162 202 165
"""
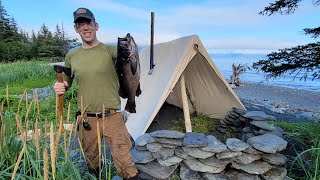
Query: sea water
211 54 320 92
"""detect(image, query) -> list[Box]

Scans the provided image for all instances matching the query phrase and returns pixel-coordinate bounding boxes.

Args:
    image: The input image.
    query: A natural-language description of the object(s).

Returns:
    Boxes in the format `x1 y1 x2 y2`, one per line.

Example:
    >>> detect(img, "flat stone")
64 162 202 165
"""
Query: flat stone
233 108 247 115
231 160 273 175
136 161 179 179
135 145 148 151
111 175 123 180
250 121 276 131
243 145 261 155
161 143 177 148
259 129 283 137
199 156 232 168
175 147 192 159
157 156 183 166
247 134 288 153
243 127 252 133
183 158 225 173
150 130 185 139
216 150 242 159
275 126 284 133
179 162 201 180
182 147 215 159
230 111 240 118
138 172 159 180
135 133 155 146
201 135 227 153
234 153 261 165
152 147 175 160
226 169 261 180
262 167 287 180
202 173 229 180
155 137 183 146
146 143 163 152
261 153 287 165
131 149 154 164
241 133 256 142
243 111 276 121
226 138 249 152
183 132 209 147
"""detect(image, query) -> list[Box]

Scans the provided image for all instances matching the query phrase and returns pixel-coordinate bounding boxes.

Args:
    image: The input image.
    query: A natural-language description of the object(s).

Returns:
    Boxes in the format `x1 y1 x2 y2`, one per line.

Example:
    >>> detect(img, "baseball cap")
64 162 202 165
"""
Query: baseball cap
73 8 95 23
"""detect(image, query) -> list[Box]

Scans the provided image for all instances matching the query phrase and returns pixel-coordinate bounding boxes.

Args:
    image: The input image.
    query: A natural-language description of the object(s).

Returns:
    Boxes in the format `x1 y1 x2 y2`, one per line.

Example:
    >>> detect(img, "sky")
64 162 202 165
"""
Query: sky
2 0 319 54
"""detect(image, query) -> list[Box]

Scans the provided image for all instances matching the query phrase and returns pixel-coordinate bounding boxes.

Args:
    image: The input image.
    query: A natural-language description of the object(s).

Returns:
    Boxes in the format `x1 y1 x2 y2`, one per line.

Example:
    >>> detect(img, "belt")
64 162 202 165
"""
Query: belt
86 109 117 118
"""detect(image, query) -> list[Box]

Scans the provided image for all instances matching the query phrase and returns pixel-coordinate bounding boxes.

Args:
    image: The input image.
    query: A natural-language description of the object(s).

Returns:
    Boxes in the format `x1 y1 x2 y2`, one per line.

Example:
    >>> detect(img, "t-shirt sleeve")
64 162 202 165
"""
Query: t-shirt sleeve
108 45 117 63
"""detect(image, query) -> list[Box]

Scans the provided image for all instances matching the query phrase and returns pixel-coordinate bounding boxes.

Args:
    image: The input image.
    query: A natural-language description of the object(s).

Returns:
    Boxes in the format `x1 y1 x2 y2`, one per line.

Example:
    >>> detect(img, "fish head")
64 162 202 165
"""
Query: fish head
117 33 137 61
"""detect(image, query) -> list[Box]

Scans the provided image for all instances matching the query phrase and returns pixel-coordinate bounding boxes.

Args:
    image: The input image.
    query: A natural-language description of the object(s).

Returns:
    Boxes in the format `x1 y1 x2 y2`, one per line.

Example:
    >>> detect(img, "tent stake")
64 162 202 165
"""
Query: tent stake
180 73 192 132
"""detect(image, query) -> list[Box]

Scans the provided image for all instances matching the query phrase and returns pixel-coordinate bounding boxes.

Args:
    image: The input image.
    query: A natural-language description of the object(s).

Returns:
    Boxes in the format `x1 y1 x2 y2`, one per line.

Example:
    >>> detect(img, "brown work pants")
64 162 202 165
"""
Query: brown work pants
78 112 138 178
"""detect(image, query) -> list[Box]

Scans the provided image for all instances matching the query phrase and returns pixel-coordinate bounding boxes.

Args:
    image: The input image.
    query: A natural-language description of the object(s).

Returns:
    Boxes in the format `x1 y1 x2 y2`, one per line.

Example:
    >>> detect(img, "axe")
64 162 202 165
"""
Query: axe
53 64 72 132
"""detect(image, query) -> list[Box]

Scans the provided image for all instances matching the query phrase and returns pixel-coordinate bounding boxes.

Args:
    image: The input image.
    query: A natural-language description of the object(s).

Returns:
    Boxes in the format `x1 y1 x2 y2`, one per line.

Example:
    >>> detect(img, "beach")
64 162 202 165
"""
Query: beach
233 82 320 122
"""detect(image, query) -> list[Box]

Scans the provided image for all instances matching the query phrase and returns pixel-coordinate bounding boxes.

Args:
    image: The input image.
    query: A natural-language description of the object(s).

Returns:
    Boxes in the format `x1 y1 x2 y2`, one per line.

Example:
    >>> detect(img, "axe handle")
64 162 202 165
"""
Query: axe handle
56 72 65 132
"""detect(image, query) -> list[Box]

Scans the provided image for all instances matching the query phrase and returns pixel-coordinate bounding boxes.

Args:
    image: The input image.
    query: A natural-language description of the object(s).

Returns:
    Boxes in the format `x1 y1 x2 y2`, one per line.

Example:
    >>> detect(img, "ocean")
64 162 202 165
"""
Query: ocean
211 53 320 92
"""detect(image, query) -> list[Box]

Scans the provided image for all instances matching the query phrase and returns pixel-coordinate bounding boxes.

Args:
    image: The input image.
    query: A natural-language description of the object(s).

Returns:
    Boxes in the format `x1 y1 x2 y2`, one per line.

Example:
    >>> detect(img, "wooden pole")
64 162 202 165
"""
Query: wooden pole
180 73 192 132
148 12 155 75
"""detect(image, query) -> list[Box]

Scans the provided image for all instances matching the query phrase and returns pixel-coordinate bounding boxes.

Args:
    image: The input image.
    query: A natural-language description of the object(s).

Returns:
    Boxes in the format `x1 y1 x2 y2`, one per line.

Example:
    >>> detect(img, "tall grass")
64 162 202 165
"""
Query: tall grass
277 121 320 180
0 61 55 94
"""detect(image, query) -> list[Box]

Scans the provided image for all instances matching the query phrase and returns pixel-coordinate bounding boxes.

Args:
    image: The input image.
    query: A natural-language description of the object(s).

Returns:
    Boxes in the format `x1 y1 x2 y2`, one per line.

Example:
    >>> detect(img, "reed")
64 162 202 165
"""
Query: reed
11 139 27 180
34 118 40 159
43 148 49 180
50 123 56 180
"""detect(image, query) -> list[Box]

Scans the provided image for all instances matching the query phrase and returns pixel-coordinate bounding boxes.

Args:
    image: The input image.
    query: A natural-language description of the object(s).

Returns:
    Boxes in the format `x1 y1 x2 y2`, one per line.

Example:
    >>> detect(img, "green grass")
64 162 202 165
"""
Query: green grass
0 60 55 94
170 114 218 134
276 121 320 180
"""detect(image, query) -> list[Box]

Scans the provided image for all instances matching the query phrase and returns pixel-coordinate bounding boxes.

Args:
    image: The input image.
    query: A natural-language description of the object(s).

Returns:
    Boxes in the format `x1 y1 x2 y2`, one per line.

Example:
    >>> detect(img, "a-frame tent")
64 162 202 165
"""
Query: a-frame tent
123 35 245 140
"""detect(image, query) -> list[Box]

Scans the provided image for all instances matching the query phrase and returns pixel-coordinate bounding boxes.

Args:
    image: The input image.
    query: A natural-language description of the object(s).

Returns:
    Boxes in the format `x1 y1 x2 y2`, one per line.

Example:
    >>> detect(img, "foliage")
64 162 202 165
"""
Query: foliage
0 0 80 62
170 114 217 134
253 0 320 80
276 121 320 179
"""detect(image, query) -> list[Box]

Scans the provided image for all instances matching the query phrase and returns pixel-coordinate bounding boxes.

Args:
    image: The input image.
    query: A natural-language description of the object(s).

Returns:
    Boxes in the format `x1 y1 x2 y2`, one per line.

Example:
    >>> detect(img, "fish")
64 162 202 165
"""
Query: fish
116 33 142 113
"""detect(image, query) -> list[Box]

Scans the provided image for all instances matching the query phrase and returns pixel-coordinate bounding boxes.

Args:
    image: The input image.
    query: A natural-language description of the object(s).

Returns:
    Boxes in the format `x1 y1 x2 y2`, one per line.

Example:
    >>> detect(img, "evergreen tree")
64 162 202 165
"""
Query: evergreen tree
253 0 320 80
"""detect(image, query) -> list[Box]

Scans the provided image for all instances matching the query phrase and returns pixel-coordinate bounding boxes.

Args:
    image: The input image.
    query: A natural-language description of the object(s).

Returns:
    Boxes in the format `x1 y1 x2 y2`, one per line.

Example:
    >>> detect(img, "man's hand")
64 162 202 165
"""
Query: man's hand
53 81 68 95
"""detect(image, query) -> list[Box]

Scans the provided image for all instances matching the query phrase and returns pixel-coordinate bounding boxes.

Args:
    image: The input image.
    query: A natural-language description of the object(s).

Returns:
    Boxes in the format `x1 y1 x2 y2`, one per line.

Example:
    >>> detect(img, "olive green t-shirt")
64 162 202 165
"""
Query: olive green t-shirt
63 43 120 112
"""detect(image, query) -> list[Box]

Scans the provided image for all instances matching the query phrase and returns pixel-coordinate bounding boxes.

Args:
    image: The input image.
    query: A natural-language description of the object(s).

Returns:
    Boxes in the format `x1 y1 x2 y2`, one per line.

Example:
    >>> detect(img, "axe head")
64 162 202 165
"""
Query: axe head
53 65 72 77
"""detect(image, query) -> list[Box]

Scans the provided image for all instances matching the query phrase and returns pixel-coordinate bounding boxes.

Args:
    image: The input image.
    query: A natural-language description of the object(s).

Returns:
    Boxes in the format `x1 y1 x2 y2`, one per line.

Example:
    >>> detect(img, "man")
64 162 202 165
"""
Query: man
53 7 139 179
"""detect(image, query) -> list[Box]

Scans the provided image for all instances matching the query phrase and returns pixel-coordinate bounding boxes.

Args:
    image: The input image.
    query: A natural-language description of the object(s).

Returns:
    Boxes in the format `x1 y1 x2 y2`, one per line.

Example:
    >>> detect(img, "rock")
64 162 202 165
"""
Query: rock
183 158 225 173
231 160 273 175
131 149 154 164
233 108 247 115
111 175 123 180
243 111 276 121
161 143 177 148
234 153 261 165
296 112 314 120
157 156 183 166
202 173 229 180
243 127 252 133
261 167 287 180
226 169 261 180
182 147 215 159
226 138 249 152
175 147 192 159
150 130 185 139
250 121 276 131
230 111 240 118
136 161 179 179
135 133 155 146
183 132 209 147
138 172 157 180
151 147 175 160
199 156 232 168
259 129 283 137
261 153 287 165
155 137 183 146
180 162 201 180
241 133 256 142
265 104 284 114
201 135 227 153
247 134 287 153
216 150 242 159
135 145 148 151
146 143 163 152
243 145 261 155
274 126 284 133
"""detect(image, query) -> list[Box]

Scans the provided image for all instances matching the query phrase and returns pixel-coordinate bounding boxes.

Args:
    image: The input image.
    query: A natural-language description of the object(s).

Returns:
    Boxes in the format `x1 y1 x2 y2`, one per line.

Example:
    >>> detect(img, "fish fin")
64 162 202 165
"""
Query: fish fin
131 61 137 75
125 99 136 113
136 83 142 97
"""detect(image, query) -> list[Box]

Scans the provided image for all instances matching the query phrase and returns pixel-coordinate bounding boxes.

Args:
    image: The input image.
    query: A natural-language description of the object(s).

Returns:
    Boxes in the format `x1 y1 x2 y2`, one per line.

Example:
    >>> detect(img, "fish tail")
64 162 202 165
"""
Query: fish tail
125 99 136 113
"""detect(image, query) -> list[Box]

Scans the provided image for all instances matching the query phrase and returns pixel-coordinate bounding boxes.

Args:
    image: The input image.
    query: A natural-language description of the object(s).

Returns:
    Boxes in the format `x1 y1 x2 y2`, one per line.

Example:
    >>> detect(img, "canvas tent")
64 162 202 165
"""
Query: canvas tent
123 35 245 140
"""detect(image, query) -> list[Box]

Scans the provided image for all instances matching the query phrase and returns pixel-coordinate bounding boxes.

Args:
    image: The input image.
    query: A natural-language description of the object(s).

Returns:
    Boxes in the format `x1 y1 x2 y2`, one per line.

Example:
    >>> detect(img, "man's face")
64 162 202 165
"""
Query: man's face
74 18 98 43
